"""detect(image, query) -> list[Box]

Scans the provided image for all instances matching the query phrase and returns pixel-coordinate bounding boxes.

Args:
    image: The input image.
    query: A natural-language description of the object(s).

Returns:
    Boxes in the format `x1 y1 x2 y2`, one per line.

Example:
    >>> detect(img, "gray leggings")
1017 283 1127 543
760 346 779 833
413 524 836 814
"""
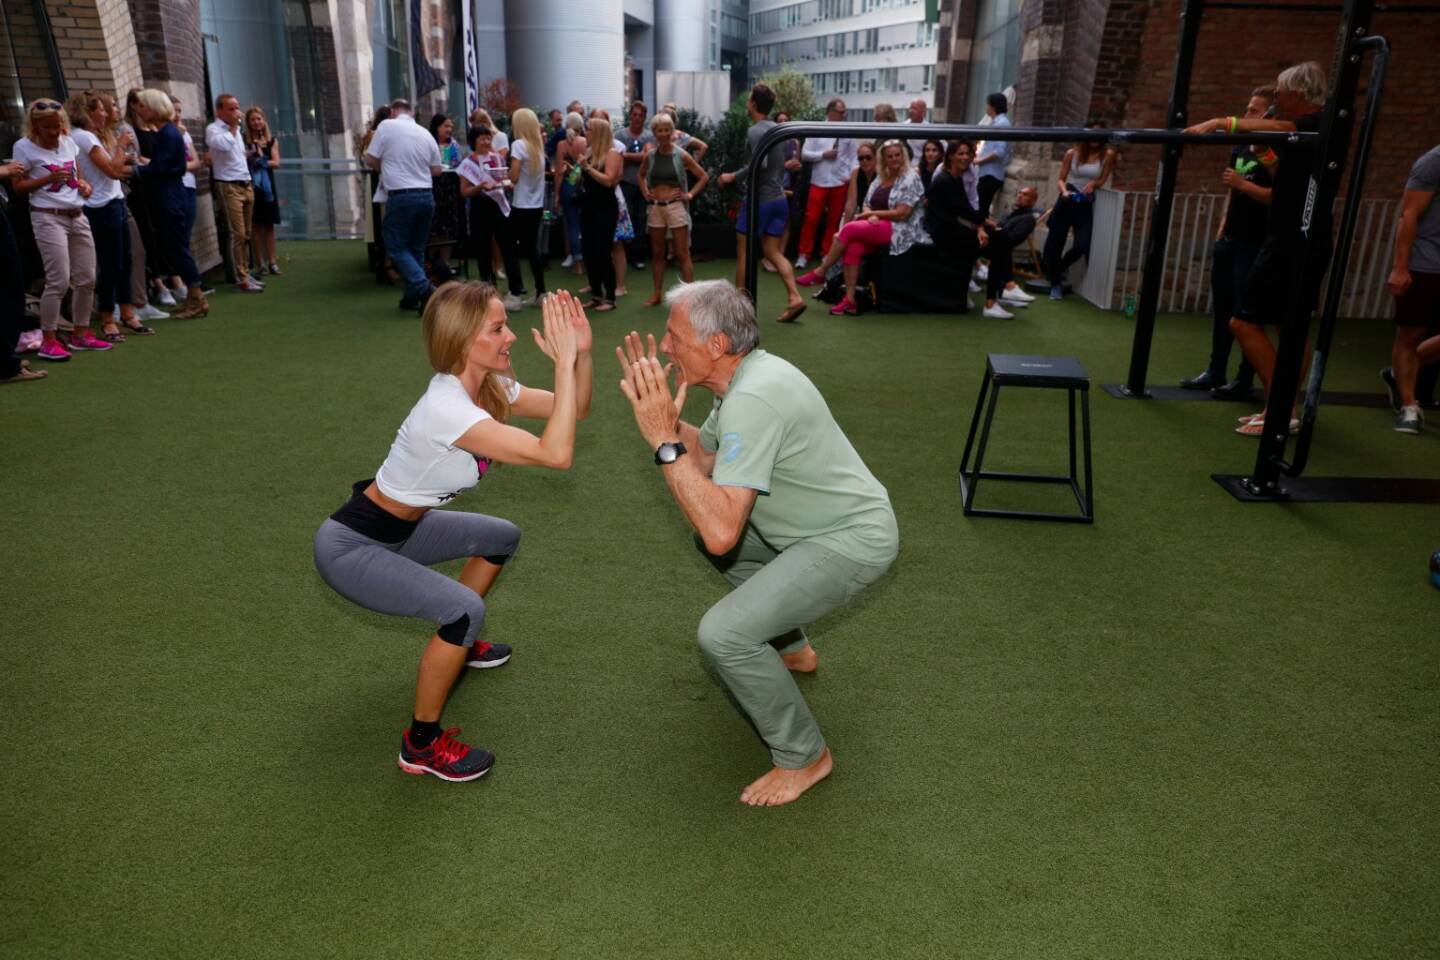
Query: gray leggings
313 510 521 648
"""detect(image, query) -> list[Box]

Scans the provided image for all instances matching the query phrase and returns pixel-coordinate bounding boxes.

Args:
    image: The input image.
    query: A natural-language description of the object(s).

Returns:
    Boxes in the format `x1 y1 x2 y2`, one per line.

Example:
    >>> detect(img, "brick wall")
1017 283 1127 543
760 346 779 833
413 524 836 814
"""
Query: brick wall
1094 0 1440 201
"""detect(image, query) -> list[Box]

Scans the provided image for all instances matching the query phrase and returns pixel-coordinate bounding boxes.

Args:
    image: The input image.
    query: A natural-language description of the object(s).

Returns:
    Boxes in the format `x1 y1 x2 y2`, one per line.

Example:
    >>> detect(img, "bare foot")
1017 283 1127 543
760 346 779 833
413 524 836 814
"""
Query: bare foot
644 294 662 307
740 748 833 807
781 644 818 673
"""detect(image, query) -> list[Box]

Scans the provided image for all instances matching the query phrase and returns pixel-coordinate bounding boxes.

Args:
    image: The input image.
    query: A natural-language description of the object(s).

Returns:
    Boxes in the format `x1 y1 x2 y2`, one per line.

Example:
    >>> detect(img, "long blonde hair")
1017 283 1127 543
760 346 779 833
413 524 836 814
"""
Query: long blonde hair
511 108 543 176
244 106 272 146
421 282 511 422
585 118 613 171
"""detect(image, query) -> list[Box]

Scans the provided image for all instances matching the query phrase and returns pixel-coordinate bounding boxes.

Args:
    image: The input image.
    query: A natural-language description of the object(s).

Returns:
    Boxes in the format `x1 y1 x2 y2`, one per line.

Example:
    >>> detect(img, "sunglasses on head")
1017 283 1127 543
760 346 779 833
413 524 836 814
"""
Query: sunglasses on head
34 100 63 111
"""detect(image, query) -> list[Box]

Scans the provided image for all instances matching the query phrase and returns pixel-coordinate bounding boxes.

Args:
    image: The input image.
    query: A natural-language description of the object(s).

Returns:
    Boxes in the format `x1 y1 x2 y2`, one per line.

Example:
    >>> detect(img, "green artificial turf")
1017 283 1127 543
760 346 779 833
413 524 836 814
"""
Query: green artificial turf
2 241 1436 959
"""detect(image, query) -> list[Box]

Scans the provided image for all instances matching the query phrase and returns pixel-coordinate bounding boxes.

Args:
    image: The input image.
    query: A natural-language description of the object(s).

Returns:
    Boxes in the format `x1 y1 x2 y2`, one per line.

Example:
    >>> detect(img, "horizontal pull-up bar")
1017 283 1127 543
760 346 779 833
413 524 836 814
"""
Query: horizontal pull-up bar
740 121 1317 305
758 122 1316 149
1204 2 1440 10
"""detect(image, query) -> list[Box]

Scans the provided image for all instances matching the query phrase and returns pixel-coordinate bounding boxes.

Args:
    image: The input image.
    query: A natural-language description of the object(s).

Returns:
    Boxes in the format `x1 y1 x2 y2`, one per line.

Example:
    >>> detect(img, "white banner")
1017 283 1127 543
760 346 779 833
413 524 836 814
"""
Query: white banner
463 0 480 115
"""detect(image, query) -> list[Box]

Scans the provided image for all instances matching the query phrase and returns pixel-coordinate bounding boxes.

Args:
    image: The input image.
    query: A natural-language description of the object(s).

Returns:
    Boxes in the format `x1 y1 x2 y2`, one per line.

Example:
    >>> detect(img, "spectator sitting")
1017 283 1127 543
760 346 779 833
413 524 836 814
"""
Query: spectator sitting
924 140 1025 318
796 138 932 316
992 185 1041 304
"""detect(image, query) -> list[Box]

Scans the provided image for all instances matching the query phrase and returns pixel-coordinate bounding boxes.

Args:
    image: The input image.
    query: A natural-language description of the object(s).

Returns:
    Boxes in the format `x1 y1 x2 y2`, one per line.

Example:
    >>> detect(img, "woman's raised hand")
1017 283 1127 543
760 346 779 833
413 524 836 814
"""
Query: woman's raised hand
534 292 579 366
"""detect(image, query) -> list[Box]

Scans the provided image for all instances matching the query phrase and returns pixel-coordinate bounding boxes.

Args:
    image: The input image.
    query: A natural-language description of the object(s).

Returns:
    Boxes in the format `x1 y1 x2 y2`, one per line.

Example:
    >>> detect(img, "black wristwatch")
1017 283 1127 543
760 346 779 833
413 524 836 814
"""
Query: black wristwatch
654 441 687 466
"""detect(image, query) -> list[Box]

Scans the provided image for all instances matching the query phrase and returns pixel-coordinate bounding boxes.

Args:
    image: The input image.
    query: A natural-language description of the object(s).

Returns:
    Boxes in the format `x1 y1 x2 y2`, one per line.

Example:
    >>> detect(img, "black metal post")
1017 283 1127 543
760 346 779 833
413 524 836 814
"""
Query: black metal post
1244 0 1375 496
1284 34 1388 477
31 0 67 99
1120 0 1205 398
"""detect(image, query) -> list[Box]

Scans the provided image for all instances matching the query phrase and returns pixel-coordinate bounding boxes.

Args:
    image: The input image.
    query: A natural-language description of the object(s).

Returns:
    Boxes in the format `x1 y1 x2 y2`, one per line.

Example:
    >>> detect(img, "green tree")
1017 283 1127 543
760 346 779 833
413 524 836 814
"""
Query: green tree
756 66 824 121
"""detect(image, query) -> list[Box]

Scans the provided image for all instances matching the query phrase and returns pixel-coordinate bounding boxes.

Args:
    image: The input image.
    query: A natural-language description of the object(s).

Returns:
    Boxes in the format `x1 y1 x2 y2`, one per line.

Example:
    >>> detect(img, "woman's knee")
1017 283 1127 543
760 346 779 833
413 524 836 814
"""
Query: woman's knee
437 591 487 647
477 518 521 565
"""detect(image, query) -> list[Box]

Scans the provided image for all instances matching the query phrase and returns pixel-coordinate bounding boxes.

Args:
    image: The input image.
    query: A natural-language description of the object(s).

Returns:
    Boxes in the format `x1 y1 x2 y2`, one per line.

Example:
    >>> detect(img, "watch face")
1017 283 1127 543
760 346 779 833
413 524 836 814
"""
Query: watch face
658 445 678 463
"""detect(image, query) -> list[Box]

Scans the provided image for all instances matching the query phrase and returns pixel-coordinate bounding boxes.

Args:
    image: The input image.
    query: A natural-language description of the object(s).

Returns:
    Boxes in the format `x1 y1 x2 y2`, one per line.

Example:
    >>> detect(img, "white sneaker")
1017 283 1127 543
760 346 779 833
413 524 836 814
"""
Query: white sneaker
968 280 981 294
521 295 541 307
236 277 264 293
998 296 1028 308
795 255 809 269
976 263 989 281
155 288 177 306
982 303 1014 319
245 275 266 289
136 303 169 321
560 256 575 268
501 293 524 311
1002 285 1035 303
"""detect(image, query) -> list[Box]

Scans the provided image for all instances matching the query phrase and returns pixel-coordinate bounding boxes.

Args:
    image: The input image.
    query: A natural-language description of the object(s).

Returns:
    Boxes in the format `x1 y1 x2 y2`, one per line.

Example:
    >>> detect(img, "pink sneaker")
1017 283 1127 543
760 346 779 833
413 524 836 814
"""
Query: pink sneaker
797 270 823 287
37 339 71 362
67 331 114 352
829 297 856 316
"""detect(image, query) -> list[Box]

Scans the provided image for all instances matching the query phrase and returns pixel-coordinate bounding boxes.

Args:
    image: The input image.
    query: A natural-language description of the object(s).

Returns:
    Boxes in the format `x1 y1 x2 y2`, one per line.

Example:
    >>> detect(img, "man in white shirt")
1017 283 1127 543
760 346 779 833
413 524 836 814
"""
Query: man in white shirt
904 98 934 167
365 99 443 311
206 93 262 292
796 98 857 269
974 92 1013 218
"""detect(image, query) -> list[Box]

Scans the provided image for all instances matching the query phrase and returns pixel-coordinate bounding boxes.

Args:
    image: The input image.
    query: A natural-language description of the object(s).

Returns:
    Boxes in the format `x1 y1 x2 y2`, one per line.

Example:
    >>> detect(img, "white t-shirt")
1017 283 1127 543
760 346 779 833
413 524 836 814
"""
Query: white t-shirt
69 129 123 207
457 152 511 216
181 131 197 190
374 374 523 508
492 130 509 155
509 139 545 209
14 136 84 210
205 120 250 182
365 114 442 192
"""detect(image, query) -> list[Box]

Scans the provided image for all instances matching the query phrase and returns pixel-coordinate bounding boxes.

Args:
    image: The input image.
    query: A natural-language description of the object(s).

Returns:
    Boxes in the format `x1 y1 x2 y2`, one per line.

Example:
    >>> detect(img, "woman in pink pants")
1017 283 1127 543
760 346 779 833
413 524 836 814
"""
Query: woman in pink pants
797 139 931 315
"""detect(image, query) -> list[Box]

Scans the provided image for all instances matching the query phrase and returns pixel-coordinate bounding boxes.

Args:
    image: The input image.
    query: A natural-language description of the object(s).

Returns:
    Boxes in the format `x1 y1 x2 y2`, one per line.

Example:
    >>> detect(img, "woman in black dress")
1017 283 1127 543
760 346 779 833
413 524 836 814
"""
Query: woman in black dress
245 106 281 275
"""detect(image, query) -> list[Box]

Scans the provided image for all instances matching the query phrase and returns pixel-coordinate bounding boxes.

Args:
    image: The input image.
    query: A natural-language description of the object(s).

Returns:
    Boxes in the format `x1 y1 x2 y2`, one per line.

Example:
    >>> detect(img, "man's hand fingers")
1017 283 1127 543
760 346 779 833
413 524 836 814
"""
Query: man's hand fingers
673 378 688 412
646 332 660 360
618 378 638 403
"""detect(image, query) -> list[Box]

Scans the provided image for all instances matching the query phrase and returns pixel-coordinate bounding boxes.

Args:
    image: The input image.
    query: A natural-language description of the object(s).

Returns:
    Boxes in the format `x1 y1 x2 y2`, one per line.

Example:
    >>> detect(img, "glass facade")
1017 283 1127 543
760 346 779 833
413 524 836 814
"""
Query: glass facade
749 0 921 34
962 0 1021 122
750 21 936 69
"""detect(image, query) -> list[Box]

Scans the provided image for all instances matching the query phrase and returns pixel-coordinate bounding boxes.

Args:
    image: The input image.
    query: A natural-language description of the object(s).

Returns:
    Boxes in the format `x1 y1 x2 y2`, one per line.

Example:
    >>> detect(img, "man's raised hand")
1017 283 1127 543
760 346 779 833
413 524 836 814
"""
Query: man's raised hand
618 355 684 447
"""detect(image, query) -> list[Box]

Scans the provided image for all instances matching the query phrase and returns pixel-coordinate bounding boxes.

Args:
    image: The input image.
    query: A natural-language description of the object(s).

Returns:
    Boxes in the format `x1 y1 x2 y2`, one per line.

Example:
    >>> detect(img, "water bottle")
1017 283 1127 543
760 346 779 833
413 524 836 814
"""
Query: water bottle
1124 293 1137 321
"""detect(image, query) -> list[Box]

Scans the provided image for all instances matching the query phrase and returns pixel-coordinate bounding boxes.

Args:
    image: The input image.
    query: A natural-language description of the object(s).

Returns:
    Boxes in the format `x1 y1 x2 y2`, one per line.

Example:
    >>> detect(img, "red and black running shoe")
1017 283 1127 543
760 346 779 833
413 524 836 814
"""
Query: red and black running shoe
397 727 494 782
465 641 512 670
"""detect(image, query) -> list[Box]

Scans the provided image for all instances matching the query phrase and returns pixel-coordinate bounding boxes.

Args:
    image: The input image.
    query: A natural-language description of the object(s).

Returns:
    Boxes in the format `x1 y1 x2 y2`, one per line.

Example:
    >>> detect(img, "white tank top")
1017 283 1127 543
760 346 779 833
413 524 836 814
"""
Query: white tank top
1070 153 1104 184
374 373 522 507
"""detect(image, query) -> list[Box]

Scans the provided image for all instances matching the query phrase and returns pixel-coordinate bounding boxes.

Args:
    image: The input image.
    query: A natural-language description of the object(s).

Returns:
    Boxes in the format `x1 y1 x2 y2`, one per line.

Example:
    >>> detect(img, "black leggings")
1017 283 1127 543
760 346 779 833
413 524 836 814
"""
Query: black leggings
0 206 25 379
509 207 546 295
982 231 1014 301
580 186 618 303
468 198 523 292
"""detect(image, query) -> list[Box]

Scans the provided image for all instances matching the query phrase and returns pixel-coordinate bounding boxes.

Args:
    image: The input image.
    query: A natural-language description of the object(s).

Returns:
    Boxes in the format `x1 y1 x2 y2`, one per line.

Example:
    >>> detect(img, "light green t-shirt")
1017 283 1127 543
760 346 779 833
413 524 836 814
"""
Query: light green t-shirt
699 350 898 566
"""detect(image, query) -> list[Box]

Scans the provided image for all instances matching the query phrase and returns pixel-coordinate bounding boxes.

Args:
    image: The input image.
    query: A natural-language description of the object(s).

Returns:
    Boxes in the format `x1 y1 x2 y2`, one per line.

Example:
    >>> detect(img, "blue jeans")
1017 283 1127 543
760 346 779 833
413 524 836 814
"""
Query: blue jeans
382 190 435 302
84 198 133 313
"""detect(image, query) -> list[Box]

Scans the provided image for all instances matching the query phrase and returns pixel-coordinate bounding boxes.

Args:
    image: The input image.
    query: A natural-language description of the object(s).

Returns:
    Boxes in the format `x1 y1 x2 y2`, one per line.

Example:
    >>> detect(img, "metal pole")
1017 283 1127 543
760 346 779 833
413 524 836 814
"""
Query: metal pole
1120 0 1206 398
1285 34 1388 477
1245 0 1374 495
31 0 68 99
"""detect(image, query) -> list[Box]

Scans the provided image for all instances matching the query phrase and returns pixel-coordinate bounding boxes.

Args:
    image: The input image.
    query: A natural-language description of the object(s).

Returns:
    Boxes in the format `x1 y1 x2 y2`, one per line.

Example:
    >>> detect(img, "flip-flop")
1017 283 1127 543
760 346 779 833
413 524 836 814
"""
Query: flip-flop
1236 415 1300 436
0 367 47 385
777 303 807 323
123 321 156 336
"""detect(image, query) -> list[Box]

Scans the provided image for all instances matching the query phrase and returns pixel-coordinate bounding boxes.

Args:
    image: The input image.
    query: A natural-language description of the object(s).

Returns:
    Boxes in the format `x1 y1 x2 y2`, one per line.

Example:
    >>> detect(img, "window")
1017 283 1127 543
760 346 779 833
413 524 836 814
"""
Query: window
963 0 1022 122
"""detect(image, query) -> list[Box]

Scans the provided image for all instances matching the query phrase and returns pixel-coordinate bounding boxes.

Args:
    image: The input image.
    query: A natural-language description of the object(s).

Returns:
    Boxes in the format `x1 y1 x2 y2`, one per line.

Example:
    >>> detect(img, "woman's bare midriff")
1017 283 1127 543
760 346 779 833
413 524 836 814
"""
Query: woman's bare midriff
363 481 430 522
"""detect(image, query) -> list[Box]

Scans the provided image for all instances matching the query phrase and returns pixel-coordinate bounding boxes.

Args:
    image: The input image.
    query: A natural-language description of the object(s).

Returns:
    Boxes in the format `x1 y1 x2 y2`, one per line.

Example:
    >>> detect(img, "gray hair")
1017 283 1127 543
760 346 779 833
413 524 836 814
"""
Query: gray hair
1276 61 1327 106
565 110 585 141
665 280 759 355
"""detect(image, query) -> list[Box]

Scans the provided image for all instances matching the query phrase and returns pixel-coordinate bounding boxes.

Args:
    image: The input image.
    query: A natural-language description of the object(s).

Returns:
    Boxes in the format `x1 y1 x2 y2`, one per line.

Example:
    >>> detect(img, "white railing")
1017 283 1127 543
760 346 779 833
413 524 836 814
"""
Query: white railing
1073 189 1398 320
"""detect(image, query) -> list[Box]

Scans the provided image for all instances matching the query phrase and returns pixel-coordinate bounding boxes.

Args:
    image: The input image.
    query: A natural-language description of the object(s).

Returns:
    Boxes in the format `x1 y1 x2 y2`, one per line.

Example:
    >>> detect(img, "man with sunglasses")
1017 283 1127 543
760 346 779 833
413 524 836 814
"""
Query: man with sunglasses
796 98 857 269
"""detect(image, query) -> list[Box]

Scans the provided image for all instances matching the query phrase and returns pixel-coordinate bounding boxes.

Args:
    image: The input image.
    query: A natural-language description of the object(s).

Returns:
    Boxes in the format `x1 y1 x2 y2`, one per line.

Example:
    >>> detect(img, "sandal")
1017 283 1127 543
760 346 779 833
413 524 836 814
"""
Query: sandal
0 366 48 384
593 301 616 312
777 302 808 323
583 298 604 310
1235 415 1300 436
123 320 156 336
101 327 127 343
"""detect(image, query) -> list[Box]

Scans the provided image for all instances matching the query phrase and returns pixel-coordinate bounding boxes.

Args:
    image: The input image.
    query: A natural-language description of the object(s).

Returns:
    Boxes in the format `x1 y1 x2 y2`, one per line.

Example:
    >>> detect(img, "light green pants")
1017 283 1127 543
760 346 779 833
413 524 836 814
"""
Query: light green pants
697 527 893 769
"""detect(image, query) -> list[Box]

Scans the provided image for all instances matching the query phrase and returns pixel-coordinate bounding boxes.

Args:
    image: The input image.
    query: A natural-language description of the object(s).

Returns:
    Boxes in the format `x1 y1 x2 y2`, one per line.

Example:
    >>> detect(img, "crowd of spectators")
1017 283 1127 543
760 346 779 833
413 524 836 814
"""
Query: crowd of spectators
2 88 284 384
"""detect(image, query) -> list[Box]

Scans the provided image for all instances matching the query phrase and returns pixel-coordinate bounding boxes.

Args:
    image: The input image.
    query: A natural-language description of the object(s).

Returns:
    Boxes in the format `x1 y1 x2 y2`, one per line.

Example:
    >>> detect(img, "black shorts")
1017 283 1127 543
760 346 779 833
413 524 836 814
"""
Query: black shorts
1234 235 1330 326
1394 270 1440 329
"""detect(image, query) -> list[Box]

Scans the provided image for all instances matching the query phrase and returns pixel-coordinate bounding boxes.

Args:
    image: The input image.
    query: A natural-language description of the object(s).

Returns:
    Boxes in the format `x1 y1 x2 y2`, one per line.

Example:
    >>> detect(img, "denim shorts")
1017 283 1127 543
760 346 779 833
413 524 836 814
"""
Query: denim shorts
736 197 790 238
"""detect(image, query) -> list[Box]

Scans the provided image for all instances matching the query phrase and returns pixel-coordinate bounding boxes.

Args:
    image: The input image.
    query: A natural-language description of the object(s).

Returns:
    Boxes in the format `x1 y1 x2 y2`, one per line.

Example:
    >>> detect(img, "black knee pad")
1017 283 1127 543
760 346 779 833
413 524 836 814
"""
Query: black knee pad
437 614 470 646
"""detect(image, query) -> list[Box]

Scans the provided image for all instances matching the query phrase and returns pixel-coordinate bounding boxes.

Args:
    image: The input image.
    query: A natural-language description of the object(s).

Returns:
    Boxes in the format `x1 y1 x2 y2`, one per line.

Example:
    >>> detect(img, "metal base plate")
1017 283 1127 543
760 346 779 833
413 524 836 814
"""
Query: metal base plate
1101 384 1393 407
1213 474 1440 503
